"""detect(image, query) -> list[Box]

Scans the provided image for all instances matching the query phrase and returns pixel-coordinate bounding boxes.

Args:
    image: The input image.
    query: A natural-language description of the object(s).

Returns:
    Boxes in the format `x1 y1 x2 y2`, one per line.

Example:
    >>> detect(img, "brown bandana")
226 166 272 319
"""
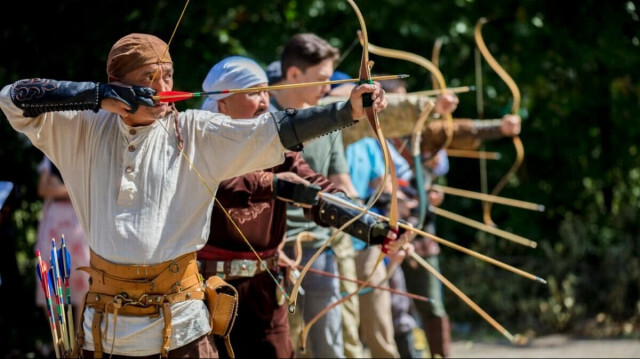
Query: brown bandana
106 33 172 79
106 33 183 150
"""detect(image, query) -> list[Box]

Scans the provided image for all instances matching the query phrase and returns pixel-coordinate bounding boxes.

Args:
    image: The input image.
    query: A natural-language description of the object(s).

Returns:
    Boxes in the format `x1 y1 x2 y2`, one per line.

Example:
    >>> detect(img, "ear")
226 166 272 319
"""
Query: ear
285 66 303 81
217 98 228 114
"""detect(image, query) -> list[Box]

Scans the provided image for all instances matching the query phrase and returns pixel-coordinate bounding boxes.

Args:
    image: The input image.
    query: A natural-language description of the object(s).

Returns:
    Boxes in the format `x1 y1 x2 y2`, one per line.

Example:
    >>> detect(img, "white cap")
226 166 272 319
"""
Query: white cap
201 56 268 112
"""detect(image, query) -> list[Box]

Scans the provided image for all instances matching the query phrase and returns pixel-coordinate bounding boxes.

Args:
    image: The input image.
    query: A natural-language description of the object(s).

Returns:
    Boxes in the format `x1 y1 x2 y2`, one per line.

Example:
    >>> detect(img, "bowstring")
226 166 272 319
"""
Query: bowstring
150 0 290 300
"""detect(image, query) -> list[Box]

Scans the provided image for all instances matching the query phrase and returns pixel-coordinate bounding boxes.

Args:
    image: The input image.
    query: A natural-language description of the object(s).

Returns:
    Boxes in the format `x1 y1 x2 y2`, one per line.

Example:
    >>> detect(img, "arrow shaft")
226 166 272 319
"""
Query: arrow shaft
409 251 515 342
317 192 546 284
298 265 432 303
431 184 544 211
153 74 409 101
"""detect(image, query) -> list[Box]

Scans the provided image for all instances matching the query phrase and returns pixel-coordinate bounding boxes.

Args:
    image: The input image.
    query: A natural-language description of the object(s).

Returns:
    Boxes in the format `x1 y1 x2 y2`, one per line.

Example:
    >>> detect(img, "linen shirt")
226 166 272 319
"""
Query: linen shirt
0 84 286 355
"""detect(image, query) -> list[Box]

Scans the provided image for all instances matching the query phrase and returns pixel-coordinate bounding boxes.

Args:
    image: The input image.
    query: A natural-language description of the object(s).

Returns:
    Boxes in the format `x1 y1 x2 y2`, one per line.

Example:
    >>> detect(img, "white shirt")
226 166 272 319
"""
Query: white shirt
1 84 286 355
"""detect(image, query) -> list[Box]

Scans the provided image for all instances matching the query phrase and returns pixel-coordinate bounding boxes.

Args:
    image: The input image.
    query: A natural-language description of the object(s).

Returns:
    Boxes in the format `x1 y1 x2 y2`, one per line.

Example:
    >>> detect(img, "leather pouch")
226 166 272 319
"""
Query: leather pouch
204 275 239 337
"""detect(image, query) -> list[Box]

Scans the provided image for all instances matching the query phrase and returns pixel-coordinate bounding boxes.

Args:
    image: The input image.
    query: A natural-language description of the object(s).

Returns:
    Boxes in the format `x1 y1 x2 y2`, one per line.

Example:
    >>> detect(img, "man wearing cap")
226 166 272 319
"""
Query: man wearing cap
0 33 388 358
197 55 406 359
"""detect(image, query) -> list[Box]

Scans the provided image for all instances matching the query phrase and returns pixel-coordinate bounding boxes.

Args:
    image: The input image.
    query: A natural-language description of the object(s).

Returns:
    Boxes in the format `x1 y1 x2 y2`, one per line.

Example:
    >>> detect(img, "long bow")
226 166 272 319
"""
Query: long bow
359 35 455 239
346 33 541 344
292 0 402 352
474 17 525 228
362 36 456 159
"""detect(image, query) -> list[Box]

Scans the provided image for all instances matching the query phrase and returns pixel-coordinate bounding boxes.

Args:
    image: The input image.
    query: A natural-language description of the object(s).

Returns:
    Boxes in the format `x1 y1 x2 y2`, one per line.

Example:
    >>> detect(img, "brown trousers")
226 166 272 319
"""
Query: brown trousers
82 333 218 358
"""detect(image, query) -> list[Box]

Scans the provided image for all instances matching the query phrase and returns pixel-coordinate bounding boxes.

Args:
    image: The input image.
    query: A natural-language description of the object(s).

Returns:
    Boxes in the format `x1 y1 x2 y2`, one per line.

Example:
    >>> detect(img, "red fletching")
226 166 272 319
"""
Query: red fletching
155 91 194 103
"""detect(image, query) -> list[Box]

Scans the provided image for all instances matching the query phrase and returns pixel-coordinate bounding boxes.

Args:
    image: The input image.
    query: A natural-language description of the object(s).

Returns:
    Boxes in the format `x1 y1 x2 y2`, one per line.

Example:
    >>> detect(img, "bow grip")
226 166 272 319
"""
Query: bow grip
358 79 374 108
381 227 399 254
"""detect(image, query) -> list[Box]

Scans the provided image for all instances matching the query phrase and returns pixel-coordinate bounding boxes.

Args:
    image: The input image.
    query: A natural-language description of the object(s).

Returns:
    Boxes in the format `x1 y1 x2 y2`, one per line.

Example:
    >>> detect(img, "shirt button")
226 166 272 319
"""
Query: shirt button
129 128 137 135
125 166 134 174
128 145 135 152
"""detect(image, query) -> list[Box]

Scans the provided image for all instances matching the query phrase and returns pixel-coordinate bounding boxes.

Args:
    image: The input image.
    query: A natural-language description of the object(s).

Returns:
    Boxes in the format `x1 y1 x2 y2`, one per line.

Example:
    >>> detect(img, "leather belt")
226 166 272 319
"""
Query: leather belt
200 254 278 280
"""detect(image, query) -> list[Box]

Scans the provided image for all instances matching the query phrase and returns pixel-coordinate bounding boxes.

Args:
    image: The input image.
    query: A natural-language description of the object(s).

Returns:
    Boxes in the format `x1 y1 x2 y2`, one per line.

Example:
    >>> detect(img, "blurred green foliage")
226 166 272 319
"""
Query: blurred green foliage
0 0 638 354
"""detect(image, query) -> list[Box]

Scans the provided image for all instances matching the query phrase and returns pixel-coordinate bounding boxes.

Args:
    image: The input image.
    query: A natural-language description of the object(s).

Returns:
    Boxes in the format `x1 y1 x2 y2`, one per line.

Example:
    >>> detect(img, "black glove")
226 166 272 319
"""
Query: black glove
99 84 156 114
369 220 408 247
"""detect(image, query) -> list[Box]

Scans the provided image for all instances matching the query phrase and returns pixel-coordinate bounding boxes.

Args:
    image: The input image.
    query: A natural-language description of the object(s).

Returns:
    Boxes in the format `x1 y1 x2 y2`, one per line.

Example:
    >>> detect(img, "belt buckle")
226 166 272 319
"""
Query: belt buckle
230 259 257 277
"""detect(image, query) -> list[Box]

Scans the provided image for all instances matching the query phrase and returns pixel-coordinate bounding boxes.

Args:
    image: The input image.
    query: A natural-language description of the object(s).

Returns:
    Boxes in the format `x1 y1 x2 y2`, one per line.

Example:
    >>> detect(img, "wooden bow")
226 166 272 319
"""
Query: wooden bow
362 36 456 158
293 0 402 352
474 17 525 228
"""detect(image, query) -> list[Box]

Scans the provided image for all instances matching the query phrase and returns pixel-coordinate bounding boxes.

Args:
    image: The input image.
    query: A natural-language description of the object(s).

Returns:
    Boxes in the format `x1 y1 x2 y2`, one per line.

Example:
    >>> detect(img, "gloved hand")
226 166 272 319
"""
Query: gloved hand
99 83 156 114
272 173 321 208
370 220 409 253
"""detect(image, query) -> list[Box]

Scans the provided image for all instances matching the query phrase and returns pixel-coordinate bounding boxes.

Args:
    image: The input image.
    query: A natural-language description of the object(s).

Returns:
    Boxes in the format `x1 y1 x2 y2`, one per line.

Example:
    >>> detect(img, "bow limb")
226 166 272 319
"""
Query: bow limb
295 1 401 351
411 101 435 233
431 37 444 89
349 0 400 292
408 250 518 343
317 193 546 284
362 37 455 157
474 17 525 227
349 0 398 232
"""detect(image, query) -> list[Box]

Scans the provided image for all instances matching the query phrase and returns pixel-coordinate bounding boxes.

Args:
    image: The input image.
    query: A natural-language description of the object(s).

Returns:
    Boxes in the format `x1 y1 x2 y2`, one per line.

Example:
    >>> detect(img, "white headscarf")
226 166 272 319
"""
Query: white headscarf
201 56 269 112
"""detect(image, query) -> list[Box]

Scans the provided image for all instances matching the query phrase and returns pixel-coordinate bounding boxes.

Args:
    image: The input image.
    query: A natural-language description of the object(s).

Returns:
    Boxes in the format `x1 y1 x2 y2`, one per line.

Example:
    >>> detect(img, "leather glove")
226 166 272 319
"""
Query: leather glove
99 84 156 114
370 220 408 246
273 175 321 207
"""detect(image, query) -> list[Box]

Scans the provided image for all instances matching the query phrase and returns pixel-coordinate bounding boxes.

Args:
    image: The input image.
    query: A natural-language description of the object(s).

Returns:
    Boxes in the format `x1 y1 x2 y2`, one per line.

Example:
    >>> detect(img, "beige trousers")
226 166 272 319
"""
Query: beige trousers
356 246 400 358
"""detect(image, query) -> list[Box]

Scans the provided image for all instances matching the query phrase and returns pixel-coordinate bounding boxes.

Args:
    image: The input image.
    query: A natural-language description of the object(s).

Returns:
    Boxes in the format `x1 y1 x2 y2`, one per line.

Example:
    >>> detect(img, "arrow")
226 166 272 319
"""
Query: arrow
296 265 433 303
50 238 69 352
153 74 410 102
318 192 547 284
36 251 61 358
59 235 75 351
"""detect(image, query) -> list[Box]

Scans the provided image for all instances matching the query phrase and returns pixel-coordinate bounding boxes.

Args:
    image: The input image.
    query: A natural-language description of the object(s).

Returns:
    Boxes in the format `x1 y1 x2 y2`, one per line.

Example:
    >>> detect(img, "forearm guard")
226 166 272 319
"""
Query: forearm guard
318 193 391 247
10 79 156 117
272 101 357 151
471 119 503 141
272 176 321 206
10 79 100 117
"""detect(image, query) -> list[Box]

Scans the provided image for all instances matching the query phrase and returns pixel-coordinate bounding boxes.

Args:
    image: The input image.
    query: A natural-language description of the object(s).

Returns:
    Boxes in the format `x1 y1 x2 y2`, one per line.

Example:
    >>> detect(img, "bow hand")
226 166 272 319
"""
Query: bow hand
370 219 411 254
349 81 388 120
272 173 320 208
433 92 459 116
500 114 522 137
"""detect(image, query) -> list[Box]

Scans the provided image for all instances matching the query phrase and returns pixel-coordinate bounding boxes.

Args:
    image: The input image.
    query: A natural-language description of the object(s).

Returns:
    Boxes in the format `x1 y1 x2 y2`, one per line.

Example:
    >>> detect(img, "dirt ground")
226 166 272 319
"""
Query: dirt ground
449 334 640 358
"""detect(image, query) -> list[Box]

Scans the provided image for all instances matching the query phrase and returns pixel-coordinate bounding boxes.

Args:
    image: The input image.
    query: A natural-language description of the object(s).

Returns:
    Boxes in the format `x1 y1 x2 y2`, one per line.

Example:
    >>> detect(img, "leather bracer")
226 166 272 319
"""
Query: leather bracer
471 119 504 141
272 101 357 151
317 192 390 246
10 78 100 117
